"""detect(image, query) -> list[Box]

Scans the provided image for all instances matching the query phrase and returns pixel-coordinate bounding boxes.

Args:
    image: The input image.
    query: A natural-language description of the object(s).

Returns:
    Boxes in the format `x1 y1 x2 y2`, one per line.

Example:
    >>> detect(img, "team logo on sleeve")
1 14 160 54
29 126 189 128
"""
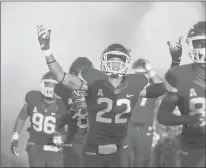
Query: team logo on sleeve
189 88 197 97
97 89 103 96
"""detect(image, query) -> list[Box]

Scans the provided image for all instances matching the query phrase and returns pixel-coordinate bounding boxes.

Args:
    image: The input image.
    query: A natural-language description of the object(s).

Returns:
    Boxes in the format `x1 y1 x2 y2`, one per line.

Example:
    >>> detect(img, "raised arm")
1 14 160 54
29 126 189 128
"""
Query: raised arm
36 25 88 91
167 36 183 68
44 53 87 91
137 37 183 98
147 36 183 85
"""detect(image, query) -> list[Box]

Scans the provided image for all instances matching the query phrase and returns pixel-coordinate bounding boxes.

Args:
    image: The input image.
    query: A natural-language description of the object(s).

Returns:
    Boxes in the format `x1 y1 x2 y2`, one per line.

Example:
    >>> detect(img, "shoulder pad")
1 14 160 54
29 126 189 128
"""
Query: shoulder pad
25 90 42 105
165 63 192 81
54 83 73 99
164 64 192 92
126 73 149 91
80 68 107 85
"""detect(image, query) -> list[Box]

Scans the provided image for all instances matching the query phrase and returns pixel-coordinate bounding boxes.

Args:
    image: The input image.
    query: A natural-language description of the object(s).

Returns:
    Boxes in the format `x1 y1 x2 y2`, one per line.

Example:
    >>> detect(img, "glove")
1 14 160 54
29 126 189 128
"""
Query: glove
36 25 51 50
52 131 66 148
11 133 19 156
187 112 205 127
167 36 183 63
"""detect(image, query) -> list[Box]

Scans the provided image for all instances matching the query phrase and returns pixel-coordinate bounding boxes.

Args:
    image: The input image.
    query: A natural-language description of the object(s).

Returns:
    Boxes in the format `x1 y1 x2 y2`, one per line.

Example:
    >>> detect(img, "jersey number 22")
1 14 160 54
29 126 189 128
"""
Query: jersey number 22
96 97 131 124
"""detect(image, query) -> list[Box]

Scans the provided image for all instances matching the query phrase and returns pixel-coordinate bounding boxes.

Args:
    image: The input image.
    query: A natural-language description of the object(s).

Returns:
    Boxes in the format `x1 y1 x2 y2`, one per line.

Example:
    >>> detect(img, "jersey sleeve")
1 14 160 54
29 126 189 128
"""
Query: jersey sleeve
56 99 73 129
131 73 149 92
24 91 37 114
54 83 73 107
54 83 64 97
164 67 178 92
57 99 69 116
145 83 166 98
54 83 72 99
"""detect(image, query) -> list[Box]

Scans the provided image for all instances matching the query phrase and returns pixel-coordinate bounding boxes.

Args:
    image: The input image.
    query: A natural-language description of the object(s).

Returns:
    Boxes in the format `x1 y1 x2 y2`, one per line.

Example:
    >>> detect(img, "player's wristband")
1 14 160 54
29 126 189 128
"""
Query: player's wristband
42 49 52 57
47 60 56 64
12 132 19 141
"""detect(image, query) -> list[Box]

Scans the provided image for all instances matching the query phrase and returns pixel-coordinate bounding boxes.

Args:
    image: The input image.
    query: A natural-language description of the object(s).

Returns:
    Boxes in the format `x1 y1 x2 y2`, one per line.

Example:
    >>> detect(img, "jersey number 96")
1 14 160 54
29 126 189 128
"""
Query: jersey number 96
32 113 56 134
96 97 131 124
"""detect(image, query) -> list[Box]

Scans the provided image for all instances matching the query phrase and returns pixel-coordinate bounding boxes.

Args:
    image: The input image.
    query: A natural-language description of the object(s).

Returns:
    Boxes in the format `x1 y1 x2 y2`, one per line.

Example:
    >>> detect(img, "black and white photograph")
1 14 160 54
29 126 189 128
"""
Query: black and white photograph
1 1 205 167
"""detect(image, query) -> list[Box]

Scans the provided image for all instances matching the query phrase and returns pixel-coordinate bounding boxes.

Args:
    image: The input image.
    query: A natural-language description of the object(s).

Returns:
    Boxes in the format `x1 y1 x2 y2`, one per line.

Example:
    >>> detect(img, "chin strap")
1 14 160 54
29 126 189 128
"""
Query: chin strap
44 97 56 104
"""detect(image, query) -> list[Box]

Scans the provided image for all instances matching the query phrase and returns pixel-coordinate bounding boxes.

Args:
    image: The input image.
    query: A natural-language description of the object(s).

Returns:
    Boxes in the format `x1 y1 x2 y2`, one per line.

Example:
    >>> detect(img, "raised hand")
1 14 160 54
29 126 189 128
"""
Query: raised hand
36 25 51 50
167 36 183 63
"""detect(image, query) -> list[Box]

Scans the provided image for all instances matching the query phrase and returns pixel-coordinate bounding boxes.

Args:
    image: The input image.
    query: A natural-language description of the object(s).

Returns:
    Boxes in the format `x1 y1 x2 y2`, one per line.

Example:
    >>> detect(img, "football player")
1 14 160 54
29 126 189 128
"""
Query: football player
127 38 183 167
54 57 93 167
36 25 167 167
10 72 70 167
157 21 206 167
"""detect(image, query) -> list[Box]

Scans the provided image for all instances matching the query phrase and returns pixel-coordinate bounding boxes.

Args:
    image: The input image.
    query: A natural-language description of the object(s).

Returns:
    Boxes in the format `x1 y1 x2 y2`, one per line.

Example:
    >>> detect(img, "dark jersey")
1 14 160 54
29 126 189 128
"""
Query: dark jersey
130 97 156 125
165 63 205 147
25 91 67 145
54 84 88 144
80 68 148 145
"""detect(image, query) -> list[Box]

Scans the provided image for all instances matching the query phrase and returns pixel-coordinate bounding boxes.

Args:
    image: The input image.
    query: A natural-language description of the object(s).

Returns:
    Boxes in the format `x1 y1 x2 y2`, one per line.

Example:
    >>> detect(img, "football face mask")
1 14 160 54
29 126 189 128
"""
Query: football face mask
101 51 130 78
187 37 206 66
40 79 58 98
186 21 206 67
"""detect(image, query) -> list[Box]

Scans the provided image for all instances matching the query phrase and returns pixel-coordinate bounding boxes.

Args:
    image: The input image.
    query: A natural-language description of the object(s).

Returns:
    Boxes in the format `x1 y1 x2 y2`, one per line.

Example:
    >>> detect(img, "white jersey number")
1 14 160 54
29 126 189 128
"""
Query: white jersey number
189 97 205 112
71 109 88 128
96 97 131 124
77 116 88 128
189 97 205 126
32 113 56 134
76 109 88 128
189 97 205 114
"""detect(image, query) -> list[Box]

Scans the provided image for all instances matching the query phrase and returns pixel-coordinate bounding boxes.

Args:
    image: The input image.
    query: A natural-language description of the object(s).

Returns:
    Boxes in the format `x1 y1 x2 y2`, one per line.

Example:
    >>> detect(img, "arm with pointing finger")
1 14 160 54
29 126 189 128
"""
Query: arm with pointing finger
167 36 183 68
36 25 88 91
